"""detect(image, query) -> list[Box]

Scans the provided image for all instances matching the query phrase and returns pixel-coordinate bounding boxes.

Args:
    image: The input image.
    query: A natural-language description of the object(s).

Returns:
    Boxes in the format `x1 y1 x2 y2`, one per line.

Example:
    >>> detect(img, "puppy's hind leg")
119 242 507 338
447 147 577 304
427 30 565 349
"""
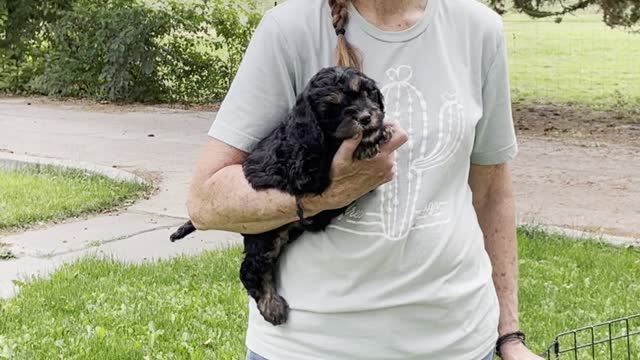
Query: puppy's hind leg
257 270 289 326
240 227 290 325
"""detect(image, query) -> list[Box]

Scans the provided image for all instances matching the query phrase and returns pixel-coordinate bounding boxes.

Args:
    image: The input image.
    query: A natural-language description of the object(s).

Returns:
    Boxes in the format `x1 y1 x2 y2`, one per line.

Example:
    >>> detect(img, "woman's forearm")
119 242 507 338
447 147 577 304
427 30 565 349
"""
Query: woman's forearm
471 164 519 335
187 164 322 234
480 191 519 335
188 164 298 234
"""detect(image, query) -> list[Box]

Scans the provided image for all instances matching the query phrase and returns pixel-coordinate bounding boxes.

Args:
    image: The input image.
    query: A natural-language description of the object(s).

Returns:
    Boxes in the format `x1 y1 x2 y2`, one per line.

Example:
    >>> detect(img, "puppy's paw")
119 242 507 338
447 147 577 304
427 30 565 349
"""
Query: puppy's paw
382 126 394 143
353 143 380 161
257 294 289 326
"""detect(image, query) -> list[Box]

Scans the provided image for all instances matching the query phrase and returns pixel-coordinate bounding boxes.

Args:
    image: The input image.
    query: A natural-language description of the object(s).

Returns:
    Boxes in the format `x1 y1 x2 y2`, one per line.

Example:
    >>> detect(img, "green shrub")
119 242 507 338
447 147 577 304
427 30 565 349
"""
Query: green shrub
32 1 166 101
0 0 72 92
0 0 262 103
154 0 261 103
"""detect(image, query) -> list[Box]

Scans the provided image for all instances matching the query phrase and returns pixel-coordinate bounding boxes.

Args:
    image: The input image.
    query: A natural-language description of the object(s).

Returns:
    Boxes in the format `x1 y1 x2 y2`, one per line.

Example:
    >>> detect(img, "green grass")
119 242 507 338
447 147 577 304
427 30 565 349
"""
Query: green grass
518 228 640 357
504 13 640 110
1 229 639 359
0 248 248 360
0 166 148 231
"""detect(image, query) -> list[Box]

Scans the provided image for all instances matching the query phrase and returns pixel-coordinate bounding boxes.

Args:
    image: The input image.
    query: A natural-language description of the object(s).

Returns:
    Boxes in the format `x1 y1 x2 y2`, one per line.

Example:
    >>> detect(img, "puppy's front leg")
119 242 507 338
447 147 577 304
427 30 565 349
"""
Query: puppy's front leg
353 125 395 160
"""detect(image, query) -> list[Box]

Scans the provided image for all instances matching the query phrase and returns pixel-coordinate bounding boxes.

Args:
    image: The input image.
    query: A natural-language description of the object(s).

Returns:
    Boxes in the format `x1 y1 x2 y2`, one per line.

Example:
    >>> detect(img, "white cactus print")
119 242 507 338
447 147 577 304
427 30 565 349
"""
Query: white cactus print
330 65 466 240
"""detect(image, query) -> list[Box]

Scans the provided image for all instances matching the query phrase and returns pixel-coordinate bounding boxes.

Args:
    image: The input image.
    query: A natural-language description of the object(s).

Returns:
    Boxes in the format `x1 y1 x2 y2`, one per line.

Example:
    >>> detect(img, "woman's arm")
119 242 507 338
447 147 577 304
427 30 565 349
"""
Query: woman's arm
186 137 299 234
187 124 407 234
469 163 542 360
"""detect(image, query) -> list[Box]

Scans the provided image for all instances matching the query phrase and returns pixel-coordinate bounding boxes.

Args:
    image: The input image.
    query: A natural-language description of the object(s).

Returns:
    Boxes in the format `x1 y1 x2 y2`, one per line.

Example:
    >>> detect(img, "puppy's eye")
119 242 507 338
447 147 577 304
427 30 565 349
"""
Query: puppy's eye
343 108 358 118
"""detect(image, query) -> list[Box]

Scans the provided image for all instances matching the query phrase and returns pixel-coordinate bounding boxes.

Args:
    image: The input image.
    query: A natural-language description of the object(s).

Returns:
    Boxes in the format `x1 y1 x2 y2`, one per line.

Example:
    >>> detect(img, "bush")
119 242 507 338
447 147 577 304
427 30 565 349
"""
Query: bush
154 0 261 103
32 2 163 101
0 0 262 103
0 0 72 93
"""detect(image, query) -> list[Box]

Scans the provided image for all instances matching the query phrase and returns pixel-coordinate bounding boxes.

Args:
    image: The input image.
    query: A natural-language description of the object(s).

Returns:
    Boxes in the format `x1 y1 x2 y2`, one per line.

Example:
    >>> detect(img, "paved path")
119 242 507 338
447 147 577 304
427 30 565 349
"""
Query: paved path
1 98 638 298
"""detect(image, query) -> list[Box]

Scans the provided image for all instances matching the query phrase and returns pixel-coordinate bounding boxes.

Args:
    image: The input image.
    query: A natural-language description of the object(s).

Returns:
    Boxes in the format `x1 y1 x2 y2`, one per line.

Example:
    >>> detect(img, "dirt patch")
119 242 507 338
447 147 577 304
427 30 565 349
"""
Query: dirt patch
0 241 16 260
510 104 639 241
514 104 640 147
512 137 640 241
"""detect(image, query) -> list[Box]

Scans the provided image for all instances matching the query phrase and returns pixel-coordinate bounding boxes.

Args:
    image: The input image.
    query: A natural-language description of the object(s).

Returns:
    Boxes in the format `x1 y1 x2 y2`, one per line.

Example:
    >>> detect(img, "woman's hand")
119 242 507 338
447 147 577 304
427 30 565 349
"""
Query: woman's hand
303 121 408 214
499 342 545 360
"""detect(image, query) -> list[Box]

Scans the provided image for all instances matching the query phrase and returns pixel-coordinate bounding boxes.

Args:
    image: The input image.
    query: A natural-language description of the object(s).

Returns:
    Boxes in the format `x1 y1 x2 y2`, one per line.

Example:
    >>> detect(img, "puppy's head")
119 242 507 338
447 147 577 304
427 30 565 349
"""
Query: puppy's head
301 67 385 141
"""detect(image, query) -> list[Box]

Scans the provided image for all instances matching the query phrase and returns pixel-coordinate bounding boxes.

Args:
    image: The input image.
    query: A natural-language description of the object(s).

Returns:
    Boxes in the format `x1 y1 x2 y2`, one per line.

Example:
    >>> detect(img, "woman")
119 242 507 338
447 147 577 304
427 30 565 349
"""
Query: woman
186 0 542 359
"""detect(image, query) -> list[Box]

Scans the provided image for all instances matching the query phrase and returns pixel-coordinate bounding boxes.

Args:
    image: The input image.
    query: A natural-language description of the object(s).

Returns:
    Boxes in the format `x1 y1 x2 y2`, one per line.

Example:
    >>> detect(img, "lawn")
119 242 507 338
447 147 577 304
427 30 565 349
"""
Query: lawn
0 229 638 359
0 248 248 360
0 166 148 231
503 12 640 110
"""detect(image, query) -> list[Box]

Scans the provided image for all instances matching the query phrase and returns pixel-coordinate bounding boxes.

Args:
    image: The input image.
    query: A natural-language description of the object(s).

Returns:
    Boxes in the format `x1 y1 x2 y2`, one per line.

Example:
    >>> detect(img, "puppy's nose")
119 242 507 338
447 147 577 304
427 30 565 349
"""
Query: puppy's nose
357 113 371 125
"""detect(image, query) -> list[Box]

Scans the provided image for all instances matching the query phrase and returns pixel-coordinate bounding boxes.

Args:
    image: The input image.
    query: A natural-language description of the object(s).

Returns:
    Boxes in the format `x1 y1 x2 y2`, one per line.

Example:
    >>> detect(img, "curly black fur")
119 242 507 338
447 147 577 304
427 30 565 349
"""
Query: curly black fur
170 66 392 325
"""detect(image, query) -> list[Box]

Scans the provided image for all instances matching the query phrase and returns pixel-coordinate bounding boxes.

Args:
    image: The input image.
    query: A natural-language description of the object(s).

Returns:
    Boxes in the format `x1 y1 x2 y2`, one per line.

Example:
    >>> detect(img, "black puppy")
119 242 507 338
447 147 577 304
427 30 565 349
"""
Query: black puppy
170 66 392 325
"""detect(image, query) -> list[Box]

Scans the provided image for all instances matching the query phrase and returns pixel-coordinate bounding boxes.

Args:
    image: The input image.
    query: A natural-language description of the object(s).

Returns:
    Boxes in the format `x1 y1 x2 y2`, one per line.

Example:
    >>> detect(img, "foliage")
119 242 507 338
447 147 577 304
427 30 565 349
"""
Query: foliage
489 0 640 30
32 1 164 101
0 0 261 103
153 0 262 103
0 0 73 91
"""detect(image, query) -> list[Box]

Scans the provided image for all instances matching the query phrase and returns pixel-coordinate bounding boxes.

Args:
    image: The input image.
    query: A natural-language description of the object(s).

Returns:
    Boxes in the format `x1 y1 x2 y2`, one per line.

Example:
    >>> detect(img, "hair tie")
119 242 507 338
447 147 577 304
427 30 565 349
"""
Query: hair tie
335 28 346 36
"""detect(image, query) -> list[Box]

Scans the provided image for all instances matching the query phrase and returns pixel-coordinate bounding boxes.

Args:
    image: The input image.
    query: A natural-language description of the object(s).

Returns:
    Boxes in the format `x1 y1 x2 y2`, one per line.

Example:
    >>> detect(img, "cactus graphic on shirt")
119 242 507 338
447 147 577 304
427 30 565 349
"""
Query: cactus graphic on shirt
330 65 465 239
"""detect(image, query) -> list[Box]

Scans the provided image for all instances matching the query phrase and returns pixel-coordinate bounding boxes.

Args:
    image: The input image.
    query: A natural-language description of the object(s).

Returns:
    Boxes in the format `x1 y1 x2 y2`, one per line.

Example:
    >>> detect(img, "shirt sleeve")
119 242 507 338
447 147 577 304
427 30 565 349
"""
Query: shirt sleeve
208 12 297 153
470 31 518 166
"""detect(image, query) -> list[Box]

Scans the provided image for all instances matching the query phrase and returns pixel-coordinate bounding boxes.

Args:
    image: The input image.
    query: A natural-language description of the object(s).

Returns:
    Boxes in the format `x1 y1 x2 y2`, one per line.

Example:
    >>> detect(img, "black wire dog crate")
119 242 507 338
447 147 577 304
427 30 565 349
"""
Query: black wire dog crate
542 314 640 359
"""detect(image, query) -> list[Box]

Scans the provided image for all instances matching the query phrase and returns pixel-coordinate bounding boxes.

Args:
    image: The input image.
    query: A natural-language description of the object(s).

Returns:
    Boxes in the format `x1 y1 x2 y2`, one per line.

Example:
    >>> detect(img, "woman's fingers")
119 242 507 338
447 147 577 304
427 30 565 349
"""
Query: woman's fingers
334 132 363 165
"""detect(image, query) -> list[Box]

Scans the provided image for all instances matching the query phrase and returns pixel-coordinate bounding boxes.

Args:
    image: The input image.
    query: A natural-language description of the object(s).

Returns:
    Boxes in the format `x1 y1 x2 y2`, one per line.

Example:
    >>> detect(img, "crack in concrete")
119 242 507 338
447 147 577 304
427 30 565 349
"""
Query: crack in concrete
126 209 188 221
21 222 187 259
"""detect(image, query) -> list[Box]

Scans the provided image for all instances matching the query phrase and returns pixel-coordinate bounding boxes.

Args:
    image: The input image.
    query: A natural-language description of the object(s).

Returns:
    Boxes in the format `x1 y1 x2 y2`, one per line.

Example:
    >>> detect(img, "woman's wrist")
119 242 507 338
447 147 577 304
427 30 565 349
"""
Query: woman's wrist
495 331 526 358
298 195 329 218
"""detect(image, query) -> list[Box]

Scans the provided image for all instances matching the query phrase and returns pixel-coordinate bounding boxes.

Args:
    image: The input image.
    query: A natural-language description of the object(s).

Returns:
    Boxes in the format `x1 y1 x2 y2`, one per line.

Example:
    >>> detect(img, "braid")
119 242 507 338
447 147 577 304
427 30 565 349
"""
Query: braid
328 0 362 70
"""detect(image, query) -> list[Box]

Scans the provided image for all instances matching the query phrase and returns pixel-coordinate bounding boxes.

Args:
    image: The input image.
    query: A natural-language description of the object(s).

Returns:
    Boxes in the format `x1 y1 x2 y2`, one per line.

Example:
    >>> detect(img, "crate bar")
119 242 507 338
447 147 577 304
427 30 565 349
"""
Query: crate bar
608 322 613 359
554 330 640 354
554 314 640 338
627 318 631 359
591 327 595 359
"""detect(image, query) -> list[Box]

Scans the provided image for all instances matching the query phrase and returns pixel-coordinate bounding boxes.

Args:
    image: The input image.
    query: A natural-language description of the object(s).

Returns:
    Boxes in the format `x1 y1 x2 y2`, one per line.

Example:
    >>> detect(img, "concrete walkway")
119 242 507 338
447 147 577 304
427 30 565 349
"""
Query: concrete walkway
1 97 638 298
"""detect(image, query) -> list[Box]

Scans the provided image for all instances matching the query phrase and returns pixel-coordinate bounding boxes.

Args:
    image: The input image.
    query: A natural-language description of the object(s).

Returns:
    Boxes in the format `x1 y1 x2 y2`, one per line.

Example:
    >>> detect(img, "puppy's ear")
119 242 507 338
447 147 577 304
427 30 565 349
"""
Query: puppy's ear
374 87 385 113
285 97 330 194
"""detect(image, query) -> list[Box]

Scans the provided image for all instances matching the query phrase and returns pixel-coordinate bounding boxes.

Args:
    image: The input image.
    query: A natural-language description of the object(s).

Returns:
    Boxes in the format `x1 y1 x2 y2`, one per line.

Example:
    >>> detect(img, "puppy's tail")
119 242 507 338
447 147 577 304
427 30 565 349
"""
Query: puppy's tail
170 221 197 242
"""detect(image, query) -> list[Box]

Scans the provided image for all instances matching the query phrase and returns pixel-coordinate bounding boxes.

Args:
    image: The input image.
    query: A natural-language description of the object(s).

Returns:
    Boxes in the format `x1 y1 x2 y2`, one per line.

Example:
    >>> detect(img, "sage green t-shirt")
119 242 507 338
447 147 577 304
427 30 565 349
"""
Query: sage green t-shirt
209 0 518 358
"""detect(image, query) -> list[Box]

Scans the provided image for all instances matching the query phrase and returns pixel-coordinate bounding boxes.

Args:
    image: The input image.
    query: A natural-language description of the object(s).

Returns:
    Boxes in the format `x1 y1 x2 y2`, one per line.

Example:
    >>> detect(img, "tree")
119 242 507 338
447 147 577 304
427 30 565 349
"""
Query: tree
488 0 640 29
